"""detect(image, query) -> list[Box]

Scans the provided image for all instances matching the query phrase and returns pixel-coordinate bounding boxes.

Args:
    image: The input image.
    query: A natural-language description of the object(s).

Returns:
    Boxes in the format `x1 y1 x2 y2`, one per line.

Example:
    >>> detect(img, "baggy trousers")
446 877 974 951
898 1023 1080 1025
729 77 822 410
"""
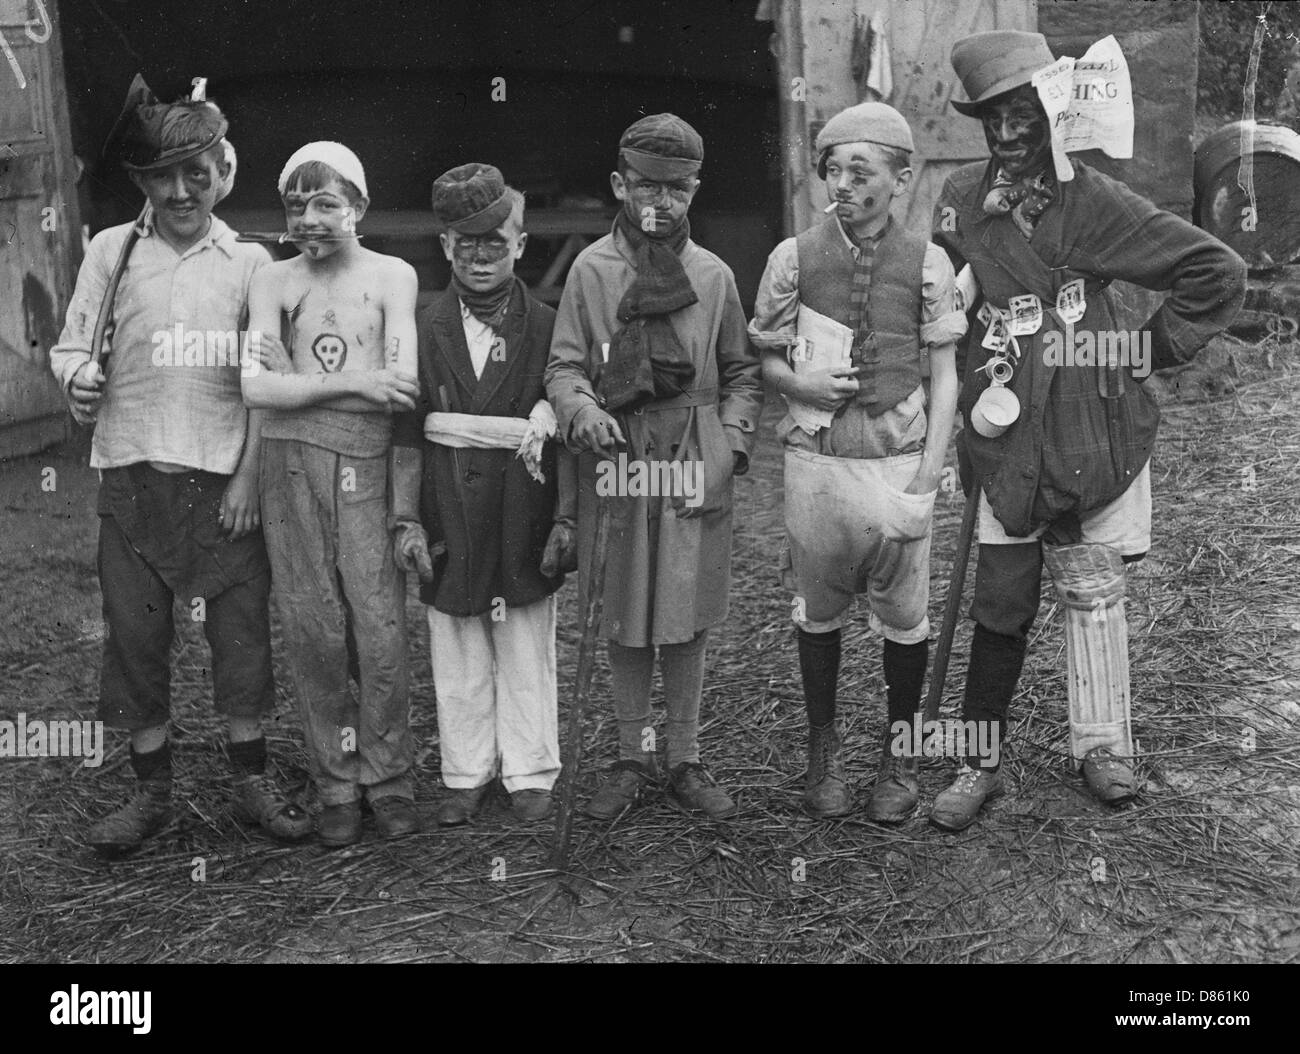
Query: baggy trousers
260 438 413 806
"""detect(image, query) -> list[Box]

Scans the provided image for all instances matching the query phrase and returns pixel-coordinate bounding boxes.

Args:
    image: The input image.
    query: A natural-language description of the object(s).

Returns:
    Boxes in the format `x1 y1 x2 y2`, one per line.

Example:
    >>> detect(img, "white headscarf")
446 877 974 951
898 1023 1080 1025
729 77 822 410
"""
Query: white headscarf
277 141 369 199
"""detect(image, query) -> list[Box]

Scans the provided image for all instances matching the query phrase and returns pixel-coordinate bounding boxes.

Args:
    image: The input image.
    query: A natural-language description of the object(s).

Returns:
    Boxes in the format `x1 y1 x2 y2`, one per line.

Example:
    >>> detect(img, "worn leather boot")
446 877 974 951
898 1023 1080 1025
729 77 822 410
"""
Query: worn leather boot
437 784 492 827
584 756 659 820
930 763 1003 832
319 800 363 847
865 733 919 824
232 774 312 842
371 796 422 838
804 723 853 818
668 761 737 819
87 780 173 856
1081 747 1138 805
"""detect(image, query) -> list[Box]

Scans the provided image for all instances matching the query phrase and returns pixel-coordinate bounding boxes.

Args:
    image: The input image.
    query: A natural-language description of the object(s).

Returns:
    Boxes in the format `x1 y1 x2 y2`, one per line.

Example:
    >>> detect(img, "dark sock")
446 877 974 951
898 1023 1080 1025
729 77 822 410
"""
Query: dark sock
228 736 267 776
963 625 1028 771
130 740 172 784
797 627 841 729
883 639 929 729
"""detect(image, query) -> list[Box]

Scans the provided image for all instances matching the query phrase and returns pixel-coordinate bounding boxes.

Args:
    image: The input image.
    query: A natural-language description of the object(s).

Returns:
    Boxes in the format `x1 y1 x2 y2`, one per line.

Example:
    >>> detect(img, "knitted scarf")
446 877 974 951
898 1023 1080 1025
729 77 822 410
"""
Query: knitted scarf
452 272 514 330
598 209 698 412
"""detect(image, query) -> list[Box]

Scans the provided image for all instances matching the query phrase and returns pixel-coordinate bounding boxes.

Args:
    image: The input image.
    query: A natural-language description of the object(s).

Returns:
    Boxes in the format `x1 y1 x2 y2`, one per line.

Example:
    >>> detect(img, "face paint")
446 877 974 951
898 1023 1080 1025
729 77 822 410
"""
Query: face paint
282 181 361 260
822 143 898 230
311 332 347 372
979 88 1052 179
450 235 512 265
443 223 524 293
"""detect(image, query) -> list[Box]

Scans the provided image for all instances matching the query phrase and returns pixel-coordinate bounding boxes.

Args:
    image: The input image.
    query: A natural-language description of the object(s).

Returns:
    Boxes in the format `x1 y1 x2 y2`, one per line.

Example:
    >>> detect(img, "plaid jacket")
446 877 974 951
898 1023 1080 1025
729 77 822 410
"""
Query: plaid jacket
934 159 1246 536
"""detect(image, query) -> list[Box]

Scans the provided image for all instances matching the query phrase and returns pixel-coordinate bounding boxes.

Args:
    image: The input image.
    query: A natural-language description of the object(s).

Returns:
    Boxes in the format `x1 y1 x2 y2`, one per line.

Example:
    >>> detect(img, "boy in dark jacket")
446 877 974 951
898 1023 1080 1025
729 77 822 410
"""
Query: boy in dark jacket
391 164 576 825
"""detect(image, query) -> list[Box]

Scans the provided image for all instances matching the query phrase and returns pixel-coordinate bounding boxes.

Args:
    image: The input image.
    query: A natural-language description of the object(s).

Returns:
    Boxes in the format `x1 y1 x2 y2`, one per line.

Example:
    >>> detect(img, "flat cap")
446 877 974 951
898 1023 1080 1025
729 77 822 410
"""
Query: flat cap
815 101 914 178
619 113 703 181
431 162 512 235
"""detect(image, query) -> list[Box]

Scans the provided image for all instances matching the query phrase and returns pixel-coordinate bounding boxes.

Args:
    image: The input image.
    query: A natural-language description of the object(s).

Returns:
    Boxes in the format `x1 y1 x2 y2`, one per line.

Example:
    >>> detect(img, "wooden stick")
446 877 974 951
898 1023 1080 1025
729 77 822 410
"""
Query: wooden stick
924 481 980 723
90 202 151 366
549 493 612 871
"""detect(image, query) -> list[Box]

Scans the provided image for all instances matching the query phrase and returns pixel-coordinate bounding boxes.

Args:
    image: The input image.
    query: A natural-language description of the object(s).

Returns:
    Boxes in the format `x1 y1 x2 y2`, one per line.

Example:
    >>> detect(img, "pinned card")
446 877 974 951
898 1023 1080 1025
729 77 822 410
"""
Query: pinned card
1056 279 1087 325
981 310 1010 353
977 302 993 326
1008 294 1043 337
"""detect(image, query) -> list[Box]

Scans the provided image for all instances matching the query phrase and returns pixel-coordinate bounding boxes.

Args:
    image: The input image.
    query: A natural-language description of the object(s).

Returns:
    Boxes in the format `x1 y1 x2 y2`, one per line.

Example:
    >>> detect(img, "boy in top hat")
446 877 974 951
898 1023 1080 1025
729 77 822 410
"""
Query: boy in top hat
546 113 764 821
389 164 577 825
930 30 1245 829
50 75 311 853
242 141 421 846
750 101 966 822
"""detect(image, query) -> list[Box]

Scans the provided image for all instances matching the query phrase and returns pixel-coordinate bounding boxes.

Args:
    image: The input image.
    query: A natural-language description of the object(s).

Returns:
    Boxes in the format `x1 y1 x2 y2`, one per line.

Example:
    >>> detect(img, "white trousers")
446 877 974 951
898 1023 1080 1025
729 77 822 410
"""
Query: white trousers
426 595 560 793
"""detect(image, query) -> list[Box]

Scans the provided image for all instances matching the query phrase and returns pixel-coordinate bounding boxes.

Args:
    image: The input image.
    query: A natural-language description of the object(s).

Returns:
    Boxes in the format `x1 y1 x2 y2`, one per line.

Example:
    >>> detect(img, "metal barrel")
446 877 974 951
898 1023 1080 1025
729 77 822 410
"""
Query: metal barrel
1194 120 1300 271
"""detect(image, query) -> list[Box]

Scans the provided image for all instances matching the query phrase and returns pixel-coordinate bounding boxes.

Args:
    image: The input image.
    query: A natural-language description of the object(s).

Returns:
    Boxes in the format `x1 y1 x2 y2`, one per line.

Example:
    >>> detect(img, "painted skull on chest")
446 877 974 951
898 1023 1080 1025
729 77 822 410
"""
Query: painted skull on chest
312 332 348 372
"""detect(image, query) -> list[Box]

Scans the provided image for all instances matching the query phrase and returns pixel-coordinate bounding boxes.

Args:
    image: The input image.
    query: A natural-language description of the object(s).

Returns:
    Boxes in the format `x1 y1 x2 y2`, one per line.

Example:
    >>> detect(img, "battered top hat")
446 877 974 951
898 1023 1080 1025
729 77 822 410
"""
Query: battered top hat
106 73 228 171
814 101 915 179
950 30 1056 116
619 113 703 181
432 162 513 235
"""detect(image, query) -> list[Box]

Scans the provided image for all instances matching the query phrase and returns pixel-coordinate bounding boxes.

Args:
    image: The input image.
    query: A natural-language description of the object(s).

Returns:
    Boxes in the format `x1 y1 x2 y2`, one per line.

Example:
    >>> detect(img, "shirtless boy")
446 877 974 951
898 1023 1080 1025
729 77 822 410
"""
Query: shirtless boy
242 141 420 846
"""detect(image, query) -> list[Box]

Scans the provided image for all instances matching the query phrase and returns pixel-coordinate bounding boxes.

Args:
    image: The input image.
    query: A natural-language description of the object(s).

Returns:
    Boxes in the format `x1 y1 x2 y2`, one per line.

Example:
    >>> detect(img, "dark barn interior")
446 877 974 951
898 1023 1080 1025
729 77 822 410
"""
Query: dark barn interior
60 0 781 309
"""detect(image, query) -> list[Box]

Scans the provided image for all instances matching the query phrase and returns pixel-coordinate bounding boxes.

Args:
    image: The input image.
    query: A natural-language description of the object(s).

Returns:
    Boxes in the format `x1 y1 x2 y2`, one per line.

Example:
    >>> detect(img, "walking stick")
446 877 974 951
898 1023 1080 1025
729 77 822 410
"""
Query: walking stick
923 480 980 723
549 491 612 871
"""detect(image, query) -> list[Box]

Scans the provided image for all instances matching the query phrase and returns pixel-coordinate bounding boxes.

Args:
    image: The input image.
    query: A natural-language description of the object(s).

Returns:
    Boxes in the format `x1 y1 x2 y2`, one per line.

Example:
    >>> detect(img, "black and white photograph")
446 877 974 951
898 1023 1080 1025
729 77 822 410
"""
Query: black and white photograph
1 0 1295 996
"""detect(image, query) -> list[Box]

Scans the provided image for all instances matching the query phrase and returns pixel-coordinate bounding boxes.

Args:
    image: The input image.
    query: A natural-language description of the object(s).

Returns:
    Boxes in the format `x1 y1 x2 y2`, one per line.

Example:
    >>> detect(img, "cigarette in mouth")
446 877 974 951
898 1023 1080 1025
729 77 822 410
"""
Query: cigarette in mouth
824 201 841 214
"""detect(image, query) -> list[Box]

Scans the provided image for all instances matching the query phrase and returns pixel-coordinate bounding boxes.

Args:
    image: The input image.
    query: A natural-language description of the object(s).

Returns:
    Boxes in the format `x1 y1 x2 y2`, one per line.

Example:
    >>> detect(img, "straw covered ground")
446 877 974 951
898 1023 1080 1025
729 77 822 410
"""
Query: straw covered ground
2 334 1298 963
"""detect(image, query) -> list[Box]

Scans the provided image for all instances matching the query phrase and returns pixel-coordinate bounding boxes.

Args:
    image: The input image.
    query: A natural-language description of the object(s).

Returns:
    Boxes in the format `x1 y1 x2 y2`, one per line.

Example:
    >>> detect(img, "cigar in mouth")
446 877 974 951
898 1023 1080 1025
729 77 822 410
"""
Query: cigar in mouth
824 201 841 214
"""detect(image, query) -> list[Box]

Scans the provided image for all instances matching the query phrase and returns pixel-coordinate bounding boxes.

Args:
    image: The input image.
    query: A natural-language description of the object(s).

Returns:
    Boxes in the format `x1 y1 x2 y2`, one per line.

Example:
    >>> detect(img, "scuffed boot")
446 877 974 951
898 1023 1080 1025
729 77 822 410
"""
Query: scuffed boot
87 781 173 856
930 763 1003 832
865 733 919 824
233 774 312 842
804 723 853 818
1081 747 1138 805
584 756 660 820
668 761 737 819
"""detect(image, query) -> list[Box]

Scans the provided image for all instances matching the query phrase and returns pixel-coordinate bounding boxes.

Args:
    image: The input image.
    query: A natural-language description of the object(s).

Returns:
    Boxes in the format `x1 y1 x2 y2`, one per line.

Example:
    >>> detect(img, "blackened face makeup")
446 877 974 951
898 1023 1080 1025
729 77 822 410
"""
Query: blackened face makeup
440 215 527 293
979 86 1053 180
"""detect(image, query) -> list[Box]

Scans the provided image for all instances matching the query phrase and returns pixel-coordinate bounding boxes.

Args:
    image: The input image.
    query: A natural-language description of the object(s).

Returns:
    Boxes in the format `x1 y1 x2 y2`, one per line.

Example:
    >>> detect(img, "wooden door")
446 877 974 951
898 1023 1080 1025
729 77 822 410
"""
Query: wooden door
0 0 80 457
785 0 1036 236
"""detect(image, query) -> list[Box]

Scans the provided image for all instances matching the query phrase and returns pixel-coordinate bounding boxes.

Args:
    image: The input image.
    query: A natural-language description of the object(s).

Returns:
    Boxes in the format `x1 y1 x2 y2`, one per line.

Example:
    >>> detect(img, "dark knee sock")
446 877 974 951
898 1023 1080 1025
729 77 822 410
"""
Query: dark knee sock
227 736 267 776
131 740 172 784
883 639 929 729
963 624 1028 770
797 627 841 729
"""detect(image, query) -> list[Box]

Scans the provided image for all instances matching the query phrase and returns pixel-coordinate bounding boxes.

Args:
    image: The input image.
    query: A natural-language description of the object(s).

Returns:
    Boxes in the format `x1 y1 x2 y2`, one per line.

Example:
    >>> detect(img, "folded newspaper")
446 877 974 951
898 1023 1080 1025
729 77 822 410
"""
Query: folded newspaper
1031 34 1134 183
785 303 853 435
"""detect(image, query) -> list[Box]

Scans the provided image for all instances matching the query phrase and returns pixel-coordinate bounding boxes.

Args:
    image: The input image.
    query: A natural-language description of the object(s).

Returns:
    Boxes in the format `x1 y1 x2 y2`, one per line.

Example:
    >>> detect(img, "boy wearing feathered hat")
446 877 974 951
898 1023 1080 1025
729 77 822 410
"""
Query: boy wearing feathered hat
242 142 421 846
546 114 764 821
930 30 1246 830
389 164 577 826
49 76 311 853
750 101 966 822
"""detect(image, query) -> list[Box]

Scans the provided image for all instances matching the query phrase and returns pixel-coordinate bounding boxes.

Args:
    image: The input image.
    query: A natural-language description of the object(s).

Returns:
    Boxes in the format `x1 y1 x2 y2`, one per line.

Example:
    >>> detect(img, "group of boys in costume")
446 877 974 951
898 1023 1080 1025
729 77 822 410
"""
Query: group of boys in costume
53 29 1243 853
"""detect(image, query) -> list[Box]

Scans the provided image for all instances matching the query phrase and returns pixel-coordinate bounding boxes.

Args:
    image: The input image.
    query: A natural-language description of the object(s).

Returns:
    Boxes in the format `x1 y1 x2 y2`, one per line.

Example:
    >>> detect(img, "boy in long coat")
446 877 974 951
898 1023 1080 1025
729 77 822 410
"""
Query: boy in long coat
546 114 764 820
